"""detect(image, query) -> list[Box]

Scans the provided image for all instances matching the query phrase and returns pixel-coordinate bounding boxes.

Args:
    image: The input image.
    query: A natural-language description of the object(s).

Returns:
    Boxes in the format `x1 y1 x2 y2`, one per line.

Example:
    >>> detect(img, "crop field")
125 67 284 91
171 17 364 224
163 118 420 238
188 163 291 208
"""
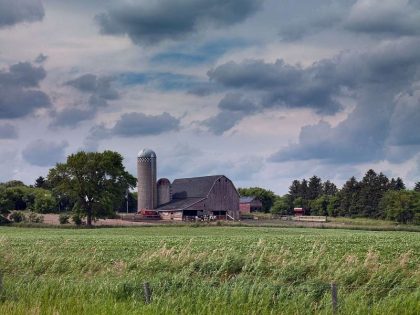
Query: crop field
0 226 419 315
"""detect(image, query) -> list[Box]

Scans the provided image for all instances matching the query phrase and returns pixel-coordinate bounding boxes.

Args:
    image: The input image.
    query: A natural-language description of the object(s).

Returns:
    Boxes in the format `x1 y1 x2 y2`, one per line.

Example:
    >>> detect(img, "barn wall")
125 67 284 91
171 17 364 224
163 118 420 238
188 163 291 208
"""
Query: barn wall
160 211 183 221
240 203 251 214
206 176 240 219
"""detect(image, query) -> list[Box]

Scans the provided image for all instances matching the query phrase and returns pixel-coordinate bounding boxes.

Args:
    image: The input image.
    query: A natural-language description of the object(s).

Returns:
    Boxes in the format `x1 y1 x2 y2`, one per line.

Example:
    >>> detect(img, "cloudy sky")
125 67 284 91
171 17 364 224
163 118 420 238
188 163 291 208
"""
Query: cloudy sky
1 0 420 194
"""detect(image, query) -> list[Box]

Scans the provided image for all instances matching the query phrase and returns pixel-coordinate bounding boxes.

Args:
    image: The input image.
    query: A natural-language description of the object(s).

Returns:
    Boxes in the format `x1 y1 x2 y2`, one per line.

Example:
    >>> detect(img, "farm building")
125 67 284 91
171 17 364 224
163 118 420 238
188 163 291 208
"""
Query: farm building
239 196 263 214
294 207 304 216
137 149 240 220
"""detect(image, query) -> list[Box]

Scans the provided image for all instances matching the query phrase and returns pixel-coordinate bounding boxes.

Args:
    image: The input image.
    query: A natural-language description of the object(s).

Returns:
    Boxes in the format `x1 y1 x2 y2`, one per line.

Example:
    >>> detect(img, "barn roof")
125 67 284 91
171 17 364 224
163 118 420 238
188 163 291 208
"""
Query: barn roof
240 196 257 203
156 197 205 211
171 175 224 199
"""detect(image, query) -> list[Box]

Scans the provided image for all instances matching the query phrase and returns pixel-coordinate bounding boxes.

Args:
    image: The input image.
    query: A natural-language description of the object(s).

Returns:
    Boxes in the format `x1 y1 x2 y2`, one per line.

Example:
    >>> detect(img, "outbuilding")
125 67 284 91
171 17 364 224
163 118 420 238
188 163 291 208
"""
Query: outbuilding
239 196 263 214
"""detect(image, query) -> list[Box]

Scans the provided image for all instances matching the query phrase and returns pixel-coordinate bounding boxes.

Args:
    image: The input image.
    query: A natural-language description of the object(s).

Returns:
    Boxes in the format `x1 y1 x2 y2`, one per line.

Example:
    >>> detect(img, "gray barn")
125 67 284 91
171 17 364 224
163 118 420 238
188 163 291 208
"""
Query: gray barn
137 149 240 220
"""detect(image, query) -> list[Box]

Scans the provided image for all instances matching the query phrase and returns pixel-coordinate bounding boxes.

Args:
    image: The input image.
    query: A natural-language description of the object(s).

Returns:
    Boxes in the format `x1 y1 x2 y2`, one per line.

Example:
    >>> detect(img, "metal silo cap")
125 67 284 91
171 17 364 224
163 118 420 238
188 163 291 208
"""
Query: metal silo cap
137 148 156 158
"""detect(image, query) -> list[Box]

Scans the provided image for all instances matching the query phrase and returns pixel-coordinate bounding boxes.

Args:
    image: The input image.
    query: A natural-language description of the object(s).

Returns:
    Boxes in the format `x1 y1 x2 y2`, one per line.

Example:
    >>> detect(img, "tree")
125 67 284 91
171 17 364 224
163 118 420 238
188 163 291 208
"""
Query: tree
238 187 277 212
308 176 323 200
47 151 136 226
310 195 329 216
338 176 361 217
379 190 420 224
288 180 301 199
323 180 338 196
271 195 292 215
389 177 405 191
415 182 420 192
35 176 50 189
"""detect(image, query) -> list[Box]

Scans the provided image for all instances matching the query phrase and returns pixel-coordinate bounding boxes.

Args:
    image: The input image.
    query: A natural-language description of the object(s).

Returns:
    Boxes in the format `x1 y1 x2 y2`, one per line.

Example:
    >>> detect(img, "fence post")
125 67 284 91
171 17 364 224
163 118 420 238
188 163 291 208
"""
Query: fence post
331 282 338 314
143 282 151 304
0 272 3 297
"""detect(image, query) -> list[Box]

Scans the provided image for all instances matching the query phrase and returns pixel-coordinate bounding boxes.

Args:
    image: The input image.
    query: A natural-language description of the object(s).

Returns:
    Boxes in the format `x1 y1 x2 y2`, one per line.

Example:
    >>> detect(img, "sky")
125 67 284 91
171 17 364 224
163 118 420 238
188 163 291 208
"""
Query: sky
0 0 420 194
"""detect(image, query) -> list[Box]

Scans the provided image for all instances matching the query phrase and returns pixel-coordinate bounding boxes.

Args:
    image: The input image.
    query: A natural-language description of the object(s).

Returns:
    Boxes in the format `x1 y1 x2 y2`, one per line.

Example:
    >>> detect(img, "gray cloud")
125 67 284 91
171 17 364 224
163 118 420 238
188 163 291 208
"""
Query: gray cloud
34 53 48 64
203 93 257 134
49 108 96 128
0 123 18 139
269 38 420 165
388 88 420 146
22 139 68 167
278 2 349 41
0 0 44 28
0 62 51 119
208 59 344 115
52 74 120 128
83 112 180 150
96 0 263 45
112 112 180 137
345 0 420 37
66 74 119 100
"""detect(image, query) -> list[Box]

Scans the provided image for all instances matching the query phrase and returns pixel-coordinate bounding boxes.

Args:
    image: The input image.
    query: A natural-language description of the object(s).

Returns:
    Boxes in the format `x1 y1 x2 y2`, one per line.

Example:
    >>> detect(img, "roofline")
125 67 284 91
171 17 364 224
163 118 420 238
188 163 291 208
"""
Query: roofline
157 197 207 211
205 175 240 199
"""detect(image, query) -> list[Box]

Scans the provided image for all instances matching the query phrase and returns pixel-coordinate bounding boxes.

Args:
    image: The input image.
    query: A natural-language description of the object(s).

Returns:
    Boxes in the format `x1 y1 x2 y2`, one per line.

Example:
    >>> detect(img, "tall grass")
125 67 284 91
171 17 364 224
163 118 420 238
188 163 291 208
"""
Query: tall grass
0 226 419 314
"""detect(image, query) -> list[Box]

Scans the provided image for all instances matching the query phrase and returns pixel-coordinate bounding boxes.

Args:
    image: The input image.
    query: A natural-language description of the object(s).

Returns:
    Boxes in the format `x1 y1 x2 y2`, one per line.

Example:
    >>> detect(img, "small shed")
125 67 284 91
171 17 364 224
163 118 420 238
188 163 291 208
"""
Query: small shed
240 196 263 214
294 207 304 216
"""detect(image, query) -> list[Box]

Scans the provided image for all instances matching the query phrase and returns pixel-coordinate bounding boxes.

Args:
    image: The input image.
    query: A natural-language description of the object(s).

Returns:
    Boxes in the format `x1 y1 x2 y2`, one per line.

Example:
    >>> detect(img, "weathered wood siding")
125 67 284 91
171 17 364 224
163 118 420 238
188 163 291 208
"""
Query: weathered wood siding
205 176 240 219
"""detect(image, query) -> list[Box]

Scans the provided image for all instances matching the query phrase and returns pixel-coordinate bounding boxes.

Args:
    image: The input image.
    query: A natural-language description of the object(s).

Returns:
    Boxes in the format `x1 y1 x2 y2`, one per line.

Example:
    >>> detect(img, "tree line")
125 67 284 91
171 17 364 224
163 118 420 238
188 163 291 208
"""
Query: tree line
1 149 419 226
240 170 420 224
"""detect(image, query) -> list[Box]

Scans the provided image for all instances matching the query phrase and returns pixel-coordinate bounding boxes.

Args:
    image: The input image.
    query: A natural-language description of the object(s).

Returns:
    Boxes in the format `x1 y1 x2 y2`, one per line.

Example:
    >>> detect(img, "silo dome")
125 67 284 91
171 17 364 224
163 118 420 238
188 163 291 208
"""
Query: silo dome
138 148 156 158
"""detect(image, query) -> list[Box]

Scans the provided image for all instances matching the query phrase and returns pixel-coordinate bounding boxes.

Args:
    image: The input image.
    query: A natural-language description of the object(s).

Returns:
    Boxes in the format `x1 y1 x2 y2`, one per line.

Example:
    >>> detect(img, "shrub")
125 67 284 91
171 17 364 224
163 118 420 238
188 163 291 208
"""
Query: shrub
0 215 11 225
9 211 26 223
34 190 57 213
27 211 44 223
72 213 82 226
59 213 70 224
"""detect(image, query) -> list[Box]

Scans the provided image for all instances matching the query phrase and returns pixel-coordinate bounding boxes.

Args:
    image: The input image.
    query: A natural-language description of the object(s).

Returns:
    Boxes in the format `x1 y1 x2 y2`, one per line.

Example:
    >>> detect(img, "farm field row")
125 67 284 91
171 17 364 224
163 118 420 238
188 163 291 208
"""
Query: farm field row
0 226 419 314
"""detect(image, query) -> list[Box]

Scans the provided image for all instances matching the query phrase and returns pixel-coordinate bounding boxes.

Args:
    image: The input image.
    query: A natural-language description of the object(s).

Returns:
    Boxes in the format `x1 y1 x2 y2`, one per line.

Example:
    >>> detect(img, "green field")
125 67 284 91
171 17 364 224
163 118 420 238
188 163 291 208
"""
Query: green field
0 226 419 315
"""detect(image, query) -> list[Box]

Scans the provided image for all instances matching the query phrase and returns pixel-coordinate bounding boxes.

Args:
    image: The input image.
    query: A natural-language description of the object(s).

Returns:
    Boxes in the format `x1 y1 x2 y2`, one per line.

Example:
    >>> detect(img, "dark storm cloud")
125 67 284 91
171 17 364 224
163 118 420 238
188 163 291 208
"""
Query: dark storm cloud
269 39 420 164
0 123 18 139
96 0 263 45
0 0 44 28
345 0 420 37
208 59 343 115
22 139 68 167
0 62 51 119
112 112 180 136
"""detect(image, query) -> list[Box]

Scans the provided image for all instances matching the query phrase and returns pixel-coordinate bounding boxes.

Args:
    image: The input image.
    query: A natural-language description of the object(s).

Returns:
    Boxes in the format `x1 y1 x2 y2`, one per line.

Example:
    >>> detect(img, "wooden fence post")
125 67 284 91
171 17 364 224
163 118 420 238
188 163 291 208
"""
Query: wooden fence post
0 272 3 297
331 282 338 315
143 282 151 304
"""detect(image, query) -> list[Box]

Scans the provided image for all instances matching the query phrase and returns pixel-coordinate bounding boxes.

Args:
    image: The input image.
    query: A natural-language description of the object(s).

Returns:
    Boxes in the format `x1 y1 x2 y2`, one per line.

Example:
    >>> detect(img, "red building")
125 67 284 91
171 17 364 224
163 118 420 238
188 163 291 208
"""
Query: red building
294 207 304 216
239 196 263 214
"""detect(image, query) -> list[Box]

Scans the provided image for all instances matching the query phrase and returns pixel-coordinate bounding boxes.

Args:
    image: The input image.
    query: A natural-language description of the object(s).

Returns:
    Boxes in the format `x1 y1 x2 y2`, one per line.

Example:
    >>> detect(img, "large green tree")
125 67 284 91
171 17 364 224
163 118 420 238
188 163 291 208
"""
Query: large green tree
48 151 136 226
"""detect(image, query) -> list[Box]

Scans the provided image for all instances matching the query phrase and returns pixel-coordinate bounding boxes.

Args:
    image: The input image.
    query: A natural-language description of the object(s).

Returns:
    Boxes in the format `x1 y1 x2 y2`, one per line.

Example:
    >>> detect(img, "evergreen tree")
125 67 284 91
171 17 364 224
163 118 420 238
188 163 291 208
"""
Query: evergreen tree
299 179 309 201
357 170 389 218
338 176 361 217
323 180 338 195
415 182 420 192
389 177 406 190
308 175 323 200
288 180 301 199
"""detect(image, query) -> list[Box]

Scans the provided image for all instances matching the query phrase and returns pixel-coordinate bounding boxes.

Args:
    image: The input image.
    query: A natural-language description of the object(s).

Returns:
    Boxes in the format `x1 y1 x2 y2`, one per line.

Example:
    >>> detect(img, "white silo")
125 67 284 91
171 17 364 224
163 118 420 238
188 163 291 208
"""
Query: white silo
137 149 157 211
